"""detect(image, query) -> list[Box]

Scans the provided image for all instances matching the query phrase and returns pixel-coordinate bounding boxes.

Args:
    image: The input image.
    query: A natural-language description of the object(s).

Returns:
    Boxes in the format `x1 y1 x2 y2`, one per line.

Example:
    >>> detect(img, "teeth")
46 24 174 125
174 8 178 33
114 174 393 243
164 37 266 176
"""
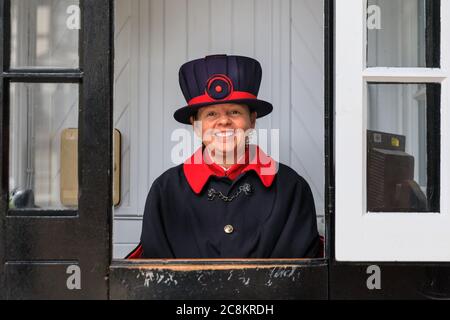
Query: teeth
215 131 234 138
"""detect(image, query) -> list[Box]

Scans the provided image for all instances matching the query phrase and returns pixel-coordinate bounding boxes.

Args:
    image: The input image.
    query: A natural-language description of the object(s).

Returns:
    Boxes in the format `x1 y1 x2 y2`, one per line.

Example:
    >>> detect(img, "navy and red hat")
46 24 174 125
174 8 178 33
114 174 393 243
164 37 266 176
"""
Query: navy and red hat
174 54 273 124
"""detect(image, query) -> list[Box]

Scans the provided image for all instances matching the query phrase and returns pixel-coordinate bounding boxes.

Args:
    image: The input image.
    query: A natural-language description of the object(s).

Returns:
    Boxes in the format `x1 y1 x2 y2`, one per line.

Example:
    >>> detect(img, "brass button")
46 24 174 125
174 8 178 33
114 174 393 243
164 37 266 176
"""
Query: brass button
224 225 234 234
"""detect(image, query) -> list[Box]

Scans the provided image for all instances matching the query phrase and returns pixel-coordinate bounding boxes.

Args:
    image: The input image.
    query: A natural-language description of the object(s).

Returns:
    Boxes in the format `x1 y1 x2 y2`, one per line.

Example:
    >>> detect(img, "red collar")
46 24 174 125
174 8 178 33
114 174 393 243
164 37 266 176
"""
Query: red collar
183 145 277 194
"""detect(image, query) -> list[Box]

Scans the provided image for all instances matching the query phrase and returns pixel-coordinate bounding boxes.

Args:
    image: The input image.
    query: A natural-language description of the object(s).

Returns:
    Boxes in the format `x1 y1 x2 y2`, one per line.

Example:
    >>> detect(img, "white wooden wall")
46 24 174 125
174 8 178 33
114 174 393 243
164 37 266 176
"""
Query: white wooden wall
113 0 325 258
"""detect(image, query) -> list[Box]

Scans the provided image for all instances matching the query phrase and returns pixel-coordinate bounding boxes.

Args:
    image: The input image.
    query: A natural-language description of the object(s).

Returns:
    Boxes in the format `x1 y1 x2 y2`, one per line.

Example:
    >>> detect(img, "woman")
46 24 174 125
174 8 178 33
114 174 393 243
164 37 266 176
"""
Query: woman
129 54 320 259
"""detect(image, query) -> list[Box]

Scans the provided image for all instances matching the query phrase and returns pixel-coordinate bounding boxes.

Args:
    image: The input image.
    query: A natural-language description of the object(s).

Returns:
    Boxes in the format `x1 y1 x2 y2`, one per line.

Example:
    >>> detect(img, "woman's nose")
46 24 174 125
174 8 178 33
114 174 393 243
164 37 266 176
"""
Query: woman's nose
217 114 232 126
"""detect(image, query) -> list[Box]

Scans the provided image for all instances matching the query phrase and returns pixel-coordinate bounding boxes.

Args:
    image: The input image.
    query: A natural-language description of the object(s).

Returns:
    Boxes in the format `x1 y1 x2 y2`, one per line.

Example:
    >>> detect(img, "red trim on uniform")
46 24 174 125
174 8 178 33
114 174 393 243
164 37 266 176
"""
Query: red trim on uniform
241 147 277 188
319 236 325 258
183 145 277 194
126 243 143 259
188 91 257 106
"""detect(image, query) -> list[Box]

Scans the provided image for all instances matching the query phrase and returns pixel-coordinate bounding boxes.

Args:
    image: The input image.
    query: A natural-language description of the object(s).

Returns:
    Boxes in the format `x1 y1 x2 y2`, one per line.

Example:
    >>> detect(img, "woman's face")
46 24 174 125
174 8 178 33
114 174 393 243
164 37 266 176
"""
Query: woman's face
192 103 257 156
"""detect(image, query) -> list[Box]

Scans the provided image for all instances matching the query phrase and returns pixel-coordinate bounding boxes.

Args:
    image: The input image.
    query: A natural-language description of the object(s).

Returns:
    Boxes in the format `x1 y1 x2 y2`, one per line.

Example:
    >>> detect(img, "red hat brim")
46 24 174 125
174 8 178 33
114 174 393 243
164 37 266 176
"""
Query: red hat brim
173 99 273 124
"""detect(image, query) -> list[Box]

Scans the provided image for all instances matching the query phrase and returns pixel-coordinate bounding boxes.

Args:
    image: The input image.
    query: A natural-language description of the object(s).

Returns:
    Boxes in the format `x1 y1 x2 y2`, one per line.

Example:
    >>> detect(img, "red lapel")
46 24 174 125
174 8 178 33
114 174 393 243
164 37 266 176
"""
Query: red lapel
183 145 277 194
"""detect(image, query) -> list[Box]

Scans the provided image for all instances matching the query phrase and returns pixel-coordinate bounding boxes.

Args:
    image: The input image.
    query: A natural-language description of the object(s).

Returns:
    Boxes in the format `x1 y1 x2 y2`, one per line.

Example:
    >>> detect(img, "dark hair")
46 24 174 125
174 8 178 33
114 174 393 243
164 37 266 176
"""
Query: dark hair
190 111 198 123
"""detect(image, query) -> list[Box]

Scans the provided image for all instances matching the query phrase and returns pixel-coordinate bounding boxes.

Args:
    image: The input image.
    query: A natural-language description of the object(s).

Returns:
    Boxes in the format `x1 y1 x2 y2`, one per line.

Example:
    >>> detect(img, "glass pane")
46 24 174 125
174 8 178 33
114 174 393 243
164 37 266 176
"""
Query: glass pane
9 83 79 209
367 83 440 212
367 0 440 67
11 0 80 68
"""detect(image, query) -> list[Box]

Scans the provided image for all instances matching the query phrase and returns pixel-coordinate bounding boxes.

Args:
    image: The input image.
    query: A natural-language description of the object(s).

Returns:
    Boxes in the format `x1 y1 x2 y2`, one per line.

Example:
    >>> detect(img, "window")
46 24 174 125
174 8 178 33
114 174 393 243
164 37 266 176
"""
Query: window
1 0 112 299
9 83 79 210
112 0 327 260
366 83 440 213
367 0 439 68
11 0 79 68
336 0 449 261
7 0 81 212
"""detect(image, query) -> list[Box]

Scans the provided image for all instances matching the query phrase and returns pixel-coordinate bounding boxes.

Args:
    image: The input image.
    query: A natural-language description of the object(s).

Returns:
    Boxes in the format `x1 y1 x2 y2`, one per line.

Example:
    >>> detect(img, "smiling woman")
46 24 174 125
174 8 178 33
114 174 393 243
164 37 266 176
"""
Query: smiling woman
192 103 256 168
132 55 321 259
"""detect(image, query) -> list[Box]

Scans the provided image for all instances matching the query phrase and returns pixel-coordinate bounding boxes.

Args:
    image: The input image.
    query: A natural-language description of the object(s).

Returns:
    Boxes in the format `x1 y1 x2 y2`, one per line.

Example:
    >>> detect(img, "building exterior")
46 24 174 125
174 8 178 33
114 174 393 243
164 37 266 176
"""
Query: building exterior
0 0 449 299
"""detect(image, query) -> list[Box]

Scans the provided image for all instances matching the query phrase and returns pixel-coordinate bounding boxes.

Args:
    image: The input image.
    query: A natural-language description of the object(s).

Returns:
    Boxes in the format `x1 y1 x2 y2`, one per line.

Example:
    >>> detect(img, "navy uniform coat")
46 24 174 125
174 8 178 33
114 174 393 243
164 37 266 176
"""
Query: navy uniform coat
139 146 321 259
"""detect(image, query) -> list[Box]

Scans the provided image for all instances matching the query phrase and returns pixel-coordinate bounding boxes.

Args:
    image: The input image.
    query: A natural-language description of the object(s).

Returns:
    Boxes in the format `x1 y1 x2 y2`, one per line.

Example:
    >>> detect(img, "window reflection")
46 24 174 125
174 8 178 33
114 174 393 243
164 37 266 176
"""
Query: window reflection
11 0 79 68
367 83 440 212
9 83 79 209
367 0 439 68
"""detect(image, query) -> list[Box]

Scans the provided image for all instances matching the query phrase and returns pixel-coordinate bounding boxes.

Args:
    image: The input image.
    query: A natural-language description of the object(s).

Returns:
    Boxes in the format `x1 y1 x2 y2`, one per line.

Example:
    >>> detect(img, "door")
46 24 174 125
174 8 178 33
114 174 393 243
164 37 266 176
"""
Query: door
332 0 450 299
0 0 113 299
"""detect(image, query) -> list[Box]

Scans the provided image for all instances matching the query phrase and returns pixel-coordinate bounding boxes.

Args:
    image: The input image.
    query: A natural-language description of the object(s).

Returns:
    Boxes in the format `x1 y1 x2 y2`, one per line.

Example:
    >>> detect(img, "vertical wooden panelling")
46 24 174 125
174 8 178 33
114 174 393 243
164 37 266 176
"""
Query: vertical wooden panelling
137 0 150 214
210 0 232 52
253 0 273 135
270 0 291 165
147 0 164 189
114 0 132 209
232 0 254 55
163 0 188 171
291 0 325 228
187 0 210 59
113 0 139 257
128 0 140 215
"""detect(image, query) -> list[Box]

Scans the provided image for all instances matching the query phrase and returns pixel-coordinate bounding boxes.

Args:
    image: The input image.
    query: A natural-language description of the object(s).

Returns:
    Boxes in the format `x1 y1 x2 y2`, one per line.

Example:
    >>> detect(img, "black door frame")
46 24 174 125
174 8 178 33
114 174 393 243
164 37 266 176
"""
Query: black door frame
0 0 113 299
5 0 446 300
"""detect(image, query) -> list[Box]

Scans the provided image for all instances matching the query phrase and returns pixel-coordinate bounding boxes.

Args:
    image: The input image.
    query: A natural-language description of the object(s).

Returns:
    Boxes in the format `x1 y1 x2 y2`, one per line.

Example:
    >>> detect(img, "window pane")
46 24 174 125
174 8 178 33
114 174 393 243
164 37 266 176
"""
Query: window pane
367 0 440 67
9 83 79 209
11 0 80 68
367 83 440 212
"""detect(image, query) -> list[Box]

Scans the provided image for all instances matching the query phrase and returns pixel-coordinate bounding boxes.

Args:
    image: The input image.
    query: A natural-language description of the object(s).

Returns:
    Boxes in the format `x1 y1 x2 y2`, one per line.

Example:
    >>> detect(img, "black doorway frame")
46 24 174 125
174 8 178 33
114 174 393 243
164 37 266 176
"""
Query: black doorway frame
3 0 448 300
0 0 113 299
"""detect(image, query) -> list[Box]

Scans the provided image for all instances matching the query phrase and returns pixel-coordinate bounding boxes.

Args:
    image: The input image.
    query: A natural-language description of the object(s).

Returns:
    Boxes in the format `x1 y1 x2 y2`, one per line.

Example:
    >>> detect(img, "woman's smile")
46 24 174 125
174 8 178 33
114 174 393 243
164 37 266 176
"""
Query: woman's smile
214 130 235 138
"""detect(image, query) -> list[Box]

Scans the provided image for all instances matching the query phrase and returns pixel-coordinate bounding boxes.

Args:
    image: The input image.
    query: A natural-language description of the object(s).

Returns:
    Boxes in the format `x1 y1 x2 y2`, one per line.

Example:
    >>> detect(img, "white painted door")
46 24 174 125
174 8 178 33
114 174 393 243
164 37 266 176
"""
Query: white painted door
336 0 450 261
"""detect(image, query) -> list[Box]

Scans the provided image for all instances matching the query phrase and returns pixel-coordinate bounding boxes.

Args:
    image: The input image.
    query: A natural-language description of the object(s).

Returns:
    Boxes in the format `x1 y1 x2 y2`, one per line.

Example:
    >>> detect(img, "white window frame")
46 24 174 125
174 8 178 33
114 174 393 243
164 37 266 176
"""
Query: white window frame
335 0 450 261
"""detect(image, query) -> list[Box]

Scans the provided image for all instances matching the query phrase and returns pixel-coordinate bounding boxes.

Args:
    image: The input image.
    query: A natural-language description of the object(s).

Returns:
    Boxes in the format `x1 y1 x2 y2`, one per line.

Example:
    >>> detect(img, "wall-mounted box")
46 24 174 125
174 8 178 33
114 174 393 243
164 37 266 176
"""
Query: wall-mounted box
61 128 121 207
